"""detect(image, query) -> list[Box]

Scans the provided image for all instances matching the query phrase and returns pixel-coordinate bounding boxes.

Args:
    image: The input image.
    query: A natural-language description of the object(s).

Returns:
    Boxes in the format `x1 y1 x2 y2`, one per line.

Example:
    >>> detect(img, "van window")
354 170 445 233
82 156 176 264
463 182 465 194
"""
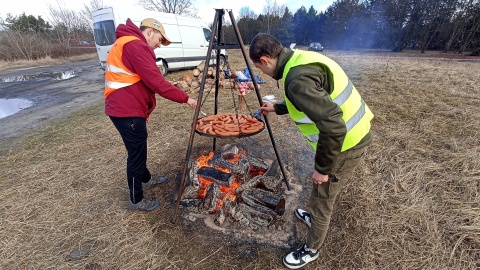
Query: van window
203 28 211 42
93 20 116 46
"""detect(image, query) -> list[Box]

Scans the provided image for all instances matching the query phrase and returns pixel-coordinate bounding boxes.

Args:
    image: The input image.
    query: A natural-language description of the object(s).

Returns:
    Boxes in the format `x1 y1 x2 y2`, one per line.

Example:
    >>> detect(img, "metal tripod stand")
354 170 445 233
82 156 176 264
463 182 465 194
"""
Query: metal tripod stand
172 9 290 223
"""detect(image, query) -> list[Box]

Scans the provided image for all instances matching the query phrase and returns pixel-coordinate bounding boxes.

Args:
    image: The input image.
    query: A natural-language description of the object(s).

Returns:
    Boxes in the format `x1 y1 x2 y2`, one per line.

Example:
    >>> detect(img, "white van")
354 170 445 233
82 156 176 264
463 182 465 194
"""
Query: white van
92 6 227 75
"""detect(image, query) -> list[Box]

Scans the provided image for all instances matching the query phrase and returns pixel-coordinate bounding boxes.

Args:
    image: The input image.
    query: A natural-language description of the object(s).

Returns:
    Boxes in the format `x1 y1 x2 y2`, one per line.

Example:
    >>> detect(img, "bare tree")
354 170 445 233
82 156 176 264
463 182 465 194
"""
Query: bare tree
80 0 105 28
138 0 198 17
47 0 91 53
263 0 285 34
238 6 257 20
0 31 49 60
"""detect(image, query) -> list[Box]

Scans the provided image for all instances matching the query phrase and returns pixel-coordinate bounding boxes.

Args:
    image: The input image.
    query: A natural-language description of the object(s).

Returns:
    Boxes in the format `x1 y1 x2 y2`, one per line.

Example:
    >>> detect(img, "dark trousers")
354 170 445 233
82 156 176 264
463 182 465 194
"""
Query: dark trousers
110 116 151 204
307 145 368 249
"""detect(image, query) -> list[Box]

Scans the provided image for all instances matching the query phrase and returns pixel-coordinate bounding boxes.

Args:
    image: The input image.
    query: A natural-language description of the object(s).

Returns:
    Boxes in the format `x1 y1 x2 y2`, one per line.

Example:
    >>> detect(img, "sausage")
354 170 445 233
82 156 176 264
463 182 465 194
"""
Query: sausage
222 125 240 133
246 117 260 123
205 126 216 135
201 115 217 121
224 115 232 124
214 127 238 136
240 127 259 134
209 120 224 125
200 123 212 132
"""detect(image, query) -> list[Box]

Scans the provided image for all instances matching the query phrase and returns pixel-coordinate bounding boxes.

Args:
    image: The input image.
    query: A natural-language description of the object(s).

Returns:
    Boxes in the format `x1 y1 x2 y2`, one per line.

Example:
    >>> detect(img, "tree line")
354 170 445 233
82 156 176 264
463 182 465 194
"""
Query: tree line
0 0 102 61
0 0 479 61
222 0 480 55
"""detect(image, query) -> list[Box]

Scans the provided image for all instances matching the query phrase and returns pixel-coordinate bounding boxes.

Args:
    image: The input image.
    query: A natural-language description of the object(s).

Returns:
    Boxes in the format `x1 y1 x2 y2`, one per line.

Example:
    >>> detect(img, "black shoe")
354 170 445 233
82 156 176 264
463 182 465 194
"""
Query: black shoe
283 244 319 269
142 176 168 190
295 208 311 228
128 198 160 212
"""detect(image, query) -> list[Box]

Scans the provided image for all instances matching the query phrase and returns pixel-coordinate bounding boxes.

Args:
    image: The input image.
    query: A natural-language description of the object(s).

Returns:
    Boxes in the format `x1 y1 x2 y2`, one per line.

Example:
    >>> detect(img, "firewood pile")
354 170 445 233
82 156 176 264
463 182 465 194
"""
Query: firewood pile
180 144 285 228
169 61 258 94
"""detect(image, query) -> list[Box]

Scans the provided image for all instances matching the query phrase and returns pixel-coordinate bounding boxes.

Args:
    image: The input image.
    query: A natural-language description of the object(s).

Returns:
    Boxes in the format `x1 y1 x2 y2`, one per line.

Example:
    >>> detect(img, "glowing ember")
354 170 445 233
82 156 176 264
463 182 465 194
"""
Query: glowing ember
195 150 245 213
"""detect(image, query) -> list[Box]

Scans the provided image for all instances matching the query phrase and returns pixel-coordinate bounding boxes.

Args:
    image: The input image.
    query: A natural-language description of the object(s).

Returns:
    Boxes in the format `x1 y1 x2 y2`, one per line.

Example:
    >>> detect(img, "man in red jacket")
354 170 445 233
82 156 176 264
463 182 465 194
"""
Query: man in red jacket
105 18 197 212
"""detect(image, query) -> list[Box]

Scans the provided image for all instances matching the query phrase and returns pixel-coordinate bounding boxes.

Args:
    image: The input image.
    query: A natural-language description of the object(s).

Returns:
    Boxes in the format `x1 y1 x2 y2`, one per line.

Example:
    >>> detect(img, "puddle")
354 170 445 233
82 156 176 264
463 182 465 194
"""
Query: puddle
0 98 34 118
1 70 76 82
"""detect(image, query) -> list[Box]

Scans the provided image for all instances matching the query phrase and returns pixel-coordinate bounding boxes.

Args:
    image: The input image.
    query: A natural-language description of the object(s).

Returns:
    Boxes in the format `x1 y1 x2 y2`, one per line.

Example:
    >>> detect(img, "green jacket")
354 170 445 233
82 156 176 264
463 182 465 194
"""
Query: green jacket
273 48 372 174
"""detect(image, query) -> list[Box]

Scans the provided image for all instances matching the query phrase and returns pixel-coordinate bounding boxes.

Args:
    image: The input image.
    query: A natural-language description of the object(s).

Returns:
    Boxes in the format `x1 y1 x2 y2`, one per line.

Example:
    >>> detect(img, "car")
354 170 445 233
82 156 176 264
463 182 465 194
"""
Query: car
308 42 324 52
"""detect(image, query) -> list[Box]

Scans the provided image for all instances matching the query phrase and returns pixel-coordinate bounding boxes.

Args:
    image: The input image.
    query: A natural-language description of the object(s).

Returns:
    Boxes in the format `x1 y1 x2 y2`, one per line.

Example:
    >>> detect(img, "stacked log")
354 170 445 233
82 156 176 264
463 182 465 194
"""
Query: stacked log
169 61 260 94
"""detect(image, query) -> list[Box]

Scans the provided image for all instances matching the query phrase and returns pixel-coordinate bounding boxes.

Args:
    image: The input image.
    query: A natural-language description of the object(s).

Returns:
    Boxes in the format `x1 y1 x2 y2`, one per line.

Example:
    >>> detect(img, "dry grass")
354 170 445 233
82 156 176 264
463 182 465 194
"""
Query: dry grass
0 49 479 269
0 53 98 71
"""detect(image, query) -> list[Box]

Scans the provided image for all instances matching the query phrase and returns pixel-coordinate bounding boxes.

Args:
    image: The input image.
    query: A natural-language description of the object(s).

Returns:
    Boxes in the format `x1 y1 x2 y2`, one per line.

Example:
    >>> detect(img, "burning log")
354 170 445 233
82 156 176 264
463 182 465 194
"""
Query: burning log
235 174 284 197
197 167 234 187
199 182 221 213
212 156 238 173
247 155 269 170
182 161 201 200
215 207 226 226
241 188 285 216
230 203 250 226
261 175 283 193
220 144 240 159
233 158 250 183
247 155 269 176
234 175 263 194
212 156 250 182
238 203 273 228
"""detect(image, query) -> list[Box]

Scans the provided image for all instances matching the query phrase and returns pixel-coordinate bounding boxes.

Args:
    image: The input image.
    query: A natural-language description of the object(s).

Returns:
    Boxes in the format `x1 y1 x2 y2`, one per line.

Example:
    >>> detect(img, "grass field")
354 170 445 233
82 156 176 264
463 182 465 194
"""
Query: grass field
0 49 479 269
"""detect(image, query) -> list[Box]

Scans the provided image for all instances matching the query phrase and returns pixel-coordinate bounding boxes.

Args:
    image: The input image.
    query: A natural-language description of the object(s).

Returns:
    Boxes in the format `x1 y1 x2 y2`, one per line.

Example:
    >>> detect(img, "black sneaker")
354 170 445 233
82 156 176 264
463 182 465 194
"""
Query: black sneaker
142 176 168 190
295 208 312 228
283 244 319 269
128 198 160 212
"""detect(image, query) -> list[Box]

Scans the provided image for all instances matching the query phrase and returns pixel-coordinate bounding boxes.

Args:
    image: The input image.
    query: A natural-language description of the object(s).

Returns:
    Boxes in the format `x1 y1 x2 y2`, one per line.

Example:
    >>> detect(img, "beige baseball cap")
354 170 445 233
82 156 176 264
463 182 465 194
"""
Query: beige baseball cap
140 18 171 46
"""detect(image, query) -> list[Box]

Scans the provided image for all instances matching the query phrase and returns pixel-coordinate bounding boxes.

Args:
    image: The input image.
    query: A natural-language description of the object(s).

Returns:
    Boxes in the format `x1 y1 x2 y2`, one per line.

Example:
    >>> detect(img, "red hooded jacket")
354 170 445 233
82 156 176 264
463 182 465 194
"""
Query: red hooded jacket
105 18 189 118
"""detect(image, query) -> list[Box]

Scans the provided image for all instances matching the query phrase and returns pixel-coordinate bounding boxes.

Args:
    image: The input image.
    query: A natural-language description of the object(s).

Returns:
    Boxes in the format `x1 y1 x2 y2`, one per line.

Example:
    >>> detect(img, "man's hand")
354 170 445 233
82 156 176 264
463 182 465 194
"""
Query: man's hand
312 170 329 184
187 98 197 109
260 102 275 115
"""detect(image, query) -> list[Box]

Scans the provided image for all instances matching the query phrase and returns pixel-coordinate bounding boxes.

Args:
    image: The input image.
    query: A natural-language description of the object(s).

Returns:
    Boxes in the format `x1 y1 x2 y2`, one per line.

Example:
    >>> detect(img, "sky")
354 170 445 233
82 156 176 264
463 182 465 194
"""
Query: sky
0 0 335 25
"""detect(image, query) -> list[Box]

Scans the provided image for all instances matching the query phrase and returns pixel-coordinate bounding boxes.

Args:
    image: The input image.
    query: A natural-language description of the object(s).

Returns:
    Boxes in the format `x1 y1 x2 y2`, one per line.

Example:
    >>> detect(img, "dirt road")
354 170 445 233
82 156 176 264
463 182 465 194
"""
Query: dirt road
0 58 104 144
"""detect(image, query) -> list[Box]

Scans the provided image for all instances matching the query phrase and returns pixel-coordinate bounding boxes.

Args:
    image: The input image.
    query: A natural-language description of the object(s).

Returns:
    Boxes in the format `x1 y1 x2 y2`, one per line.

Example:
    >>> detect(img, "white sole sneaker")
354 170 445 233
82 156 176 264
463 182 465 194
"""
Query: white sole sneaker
295 208 312 228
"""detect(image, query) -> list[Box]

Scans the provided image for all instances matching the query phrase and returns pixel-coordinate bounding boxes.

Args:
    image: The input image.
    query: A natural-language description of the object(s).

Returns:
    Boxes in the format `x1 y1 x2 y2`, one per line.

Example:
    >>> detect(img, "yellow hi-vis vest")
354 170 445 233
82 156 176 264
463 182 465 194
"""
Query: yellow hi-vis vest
104 36 142 98
283 50 374 152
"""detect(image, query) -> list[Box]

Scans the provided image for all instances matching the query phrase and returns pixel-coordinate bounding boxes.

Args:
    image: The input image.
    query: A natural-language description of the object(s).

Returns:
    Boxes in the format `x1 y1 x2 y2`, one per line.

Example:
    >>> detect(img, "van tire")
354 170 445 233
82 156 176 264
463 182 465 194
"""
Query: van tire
219 55 227 70
211 55 226 70
157 60 168 76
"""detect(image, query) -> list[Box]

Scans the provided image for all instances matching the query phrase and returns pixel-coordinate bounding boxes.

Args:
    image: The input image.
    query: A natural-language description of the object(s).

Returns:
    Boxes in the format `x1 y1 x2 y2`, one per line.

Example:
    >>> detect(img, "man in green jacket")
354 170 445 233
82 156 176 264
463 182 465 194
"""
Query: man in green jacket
250 33 373 269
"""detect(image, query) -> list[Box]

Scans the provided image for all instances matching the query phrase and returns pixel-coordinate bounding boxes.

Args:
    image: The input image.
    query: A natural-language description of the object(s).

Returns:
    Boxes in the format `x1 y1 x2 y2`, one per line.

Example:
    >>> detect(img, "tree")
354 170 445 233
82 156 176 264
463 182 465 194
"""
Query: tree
238 6 257 20
0 13 51 60
277 7 294 45
237 16 263 44
262 0 284 34
3 13 51 33
415 0 457 53
47 0 91 54
138 0 198 17
456 0 480 53
79 0 105 30
292 6 309 44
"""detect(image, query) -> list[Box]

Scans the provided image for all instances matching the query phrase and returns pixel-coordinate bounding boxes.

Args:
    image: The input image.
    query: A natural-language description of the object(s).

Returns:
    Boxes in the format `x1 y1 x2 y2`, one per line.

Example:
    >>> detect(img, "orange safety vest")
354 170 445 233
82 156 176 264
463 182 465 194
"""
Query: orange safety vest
104 36 142 98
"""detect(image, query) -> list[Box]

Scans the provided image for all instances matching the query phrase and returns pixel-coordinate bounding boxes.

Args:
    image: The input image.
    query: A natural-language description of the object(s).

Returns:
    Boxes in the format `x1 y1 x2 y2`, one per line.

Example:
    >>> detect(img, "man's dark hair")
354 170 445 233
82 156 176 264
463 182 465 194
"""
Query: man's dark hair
249 33 283 63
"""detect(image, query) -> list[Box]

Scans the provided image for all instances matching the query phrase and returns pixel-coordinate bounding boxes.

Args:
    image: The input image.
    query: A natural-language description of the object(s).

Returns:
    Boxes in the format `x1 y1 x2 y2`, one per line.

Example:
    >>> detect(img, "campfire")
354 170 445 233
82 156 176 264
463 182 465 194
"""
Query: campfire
180 144 285 229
